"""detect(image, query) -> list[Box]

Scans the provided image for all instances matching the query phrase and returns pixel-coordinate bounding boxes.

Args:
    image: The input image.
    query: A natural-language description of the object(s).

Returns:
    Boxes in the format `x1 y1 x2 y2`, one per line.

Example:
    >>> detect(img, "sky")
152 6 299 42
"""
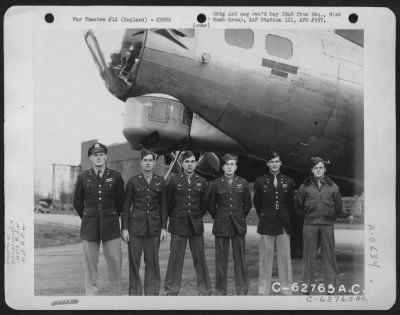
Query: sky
34 29 129 195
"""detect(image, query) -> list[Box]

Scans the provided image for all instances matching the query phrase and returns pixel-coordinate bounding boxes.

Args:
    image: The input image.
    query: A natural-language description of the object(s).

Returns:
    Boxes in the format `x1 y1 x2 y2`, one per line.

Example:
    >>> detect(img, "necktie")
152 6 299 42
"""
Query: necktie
227 178 233 186
273 175 278 188
97 170 101 181
187 176 191 185
145 175 151 185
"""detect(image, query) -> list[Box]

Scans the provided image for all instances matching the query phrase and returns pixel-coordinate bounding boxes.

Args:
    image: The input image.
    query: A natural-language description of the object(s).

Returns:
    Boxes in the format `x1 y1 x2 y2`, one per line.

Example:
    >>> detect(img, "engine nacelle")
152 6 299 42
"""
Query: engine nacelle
123 94 245 153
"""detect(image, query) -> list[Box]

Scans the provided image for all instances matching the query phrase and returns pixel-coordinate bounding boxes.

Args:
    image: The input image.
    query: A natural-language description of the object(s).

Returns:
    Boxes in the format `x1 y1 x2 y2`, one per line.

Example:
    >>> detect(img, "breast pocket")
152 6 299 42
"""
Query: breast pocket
234 186 244 194
134 185 146 197
85 181 96 196
104 180 116 192
195 183 204 192
217 188 228 195
151 182 162 193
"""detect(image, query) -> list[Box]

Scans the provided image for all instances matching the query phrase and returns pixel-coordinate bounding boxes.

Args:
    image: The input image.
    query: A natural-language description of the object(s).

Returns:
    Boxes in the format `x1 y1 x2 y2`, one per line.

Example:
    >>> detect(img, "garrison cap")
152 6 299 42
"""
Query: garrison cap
140 148 156 160
181 151 195 162
266 151 280 162
88 142 107 156
310 157 329 168
221 153 238 165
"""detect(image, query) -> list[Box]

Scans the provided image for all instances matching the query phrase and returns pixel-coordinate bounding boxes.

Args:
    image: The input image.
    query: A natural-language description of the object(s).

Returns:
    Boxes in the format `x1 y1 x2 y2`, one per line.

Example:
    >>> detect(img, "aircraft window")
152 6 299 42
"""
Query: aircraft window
265 34 293 59
149 99 169 123
172 29 195 38
225 29 254 49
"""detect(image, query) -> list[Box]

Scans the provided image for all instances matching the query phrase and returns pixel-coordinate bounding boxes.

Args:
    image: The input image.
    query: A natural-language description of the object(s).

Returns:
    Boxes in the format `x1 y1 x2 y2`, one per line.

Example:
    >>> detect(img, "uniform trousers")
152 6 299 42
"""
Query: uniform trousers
128 235 161 296
215 235 248 295
303 224 339 293
165 234 211 295
258 229 292 295
83 238 122 296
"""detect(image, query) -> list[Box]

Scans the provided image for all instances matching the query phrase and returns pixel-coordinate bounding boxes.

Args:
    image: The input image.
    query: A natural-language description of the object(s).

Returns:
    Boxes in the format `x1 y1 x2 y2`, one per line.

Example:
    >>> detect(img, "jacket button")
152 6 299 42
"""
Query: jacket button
99 191 102 194
99 197 102 200
188 188 191 191
188 210 191 213
147 211 149 214
99 185 101 188
230 205 232 207
147 189 150 191
188 195 191 198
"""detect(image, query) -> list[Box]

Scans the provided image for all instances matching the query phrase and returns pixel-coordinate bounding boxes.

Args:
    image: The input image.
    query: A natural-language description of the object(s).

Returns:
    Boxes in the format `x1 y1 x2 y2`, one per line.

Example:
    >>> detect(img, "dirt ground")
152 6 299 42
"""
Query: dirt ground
34 223 364 296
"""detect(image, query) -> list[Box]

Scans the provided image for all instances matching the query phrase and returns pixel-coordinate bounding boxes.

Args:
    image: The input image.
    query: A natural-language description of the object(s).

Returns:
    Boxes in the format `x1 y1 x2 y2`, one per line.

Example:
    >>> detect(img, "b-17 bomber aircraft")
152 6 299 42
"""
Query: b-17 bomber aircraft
85 28 363 195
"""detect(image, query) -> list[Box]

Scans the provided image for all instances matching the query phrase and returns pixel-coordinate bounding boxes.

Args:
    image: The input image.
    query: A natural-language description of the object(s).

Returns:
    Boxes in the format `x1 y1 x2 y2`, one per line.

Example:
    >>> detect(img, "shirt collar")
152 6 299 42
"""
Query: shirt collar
143 172 153 178
93 167 106 176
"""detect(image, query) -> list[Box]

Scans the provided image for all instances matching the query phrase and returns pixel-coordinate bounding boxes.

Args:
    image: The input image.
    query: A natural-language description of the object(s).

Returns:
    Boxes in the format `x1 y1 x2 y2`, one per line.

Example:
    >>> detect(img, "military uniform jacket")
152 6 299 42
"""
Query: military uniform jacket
167 173 209 236
73 168 125 241
253 173 295 235
121 173 167 237
296 176 344 225
209 175 252 237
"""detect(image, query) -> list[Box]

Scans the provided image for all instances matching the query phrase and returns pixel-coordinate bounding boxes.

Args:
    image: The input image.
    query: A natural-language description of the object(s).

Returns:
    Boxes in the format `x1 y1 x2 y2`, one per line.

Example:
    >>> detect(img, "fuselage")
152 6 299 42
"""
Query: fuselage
86 29 363 185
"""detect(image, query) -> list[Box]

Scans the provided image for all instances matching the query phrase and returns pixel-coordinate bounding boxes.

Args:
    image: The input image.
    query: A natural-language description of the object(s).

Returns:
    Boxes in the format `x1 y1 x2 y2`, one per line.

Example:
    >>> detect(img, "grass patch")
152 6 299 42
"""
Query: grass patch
35 223 81 248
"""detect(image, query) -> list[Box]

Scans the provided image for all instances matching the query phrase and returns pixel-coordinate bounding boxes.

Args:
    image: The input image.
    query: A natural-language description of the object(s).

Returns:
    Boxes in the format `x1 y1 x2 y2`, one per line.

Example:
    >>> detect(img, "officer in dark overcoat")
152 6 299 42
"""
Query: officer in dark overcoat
253 151 295 295
121 149 168 295
209 154 252 295
73 142 125 295
164 151 211 295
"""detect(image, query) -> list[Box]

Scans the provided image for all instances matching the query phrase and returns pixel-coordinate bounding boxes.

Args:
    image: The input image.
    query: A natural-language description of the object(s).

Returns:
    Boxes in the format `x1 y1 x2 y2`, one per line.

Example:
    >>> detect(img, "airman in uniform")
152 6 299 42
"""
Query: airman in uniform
164 151 211 295
209 154 252 295
73 142 125 295
253 151 295 295
121 149 168 295
296 157 353 295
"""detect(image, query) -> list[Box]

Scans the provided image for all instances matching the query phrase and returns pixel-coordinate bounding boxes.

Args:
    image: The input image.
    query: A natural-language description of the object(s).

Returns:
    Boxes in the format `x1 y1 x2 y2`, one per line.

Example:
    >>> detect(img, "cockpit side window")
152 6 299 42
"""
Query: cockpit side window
225 29 254 49
265 34 293 59
172 29 195 38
